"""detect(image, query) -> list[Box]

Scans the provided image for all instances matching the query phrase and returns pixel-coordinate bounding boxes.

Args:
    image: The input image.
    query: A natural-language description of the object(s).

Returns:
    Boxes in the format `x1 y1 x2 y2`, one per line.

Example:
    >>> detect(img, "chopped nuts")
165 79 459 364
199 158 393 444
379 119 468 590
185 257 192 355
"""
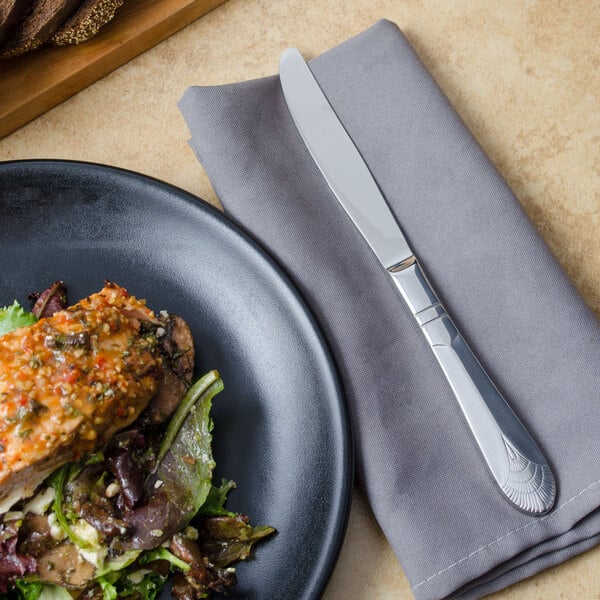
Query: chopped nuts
105 482 120 498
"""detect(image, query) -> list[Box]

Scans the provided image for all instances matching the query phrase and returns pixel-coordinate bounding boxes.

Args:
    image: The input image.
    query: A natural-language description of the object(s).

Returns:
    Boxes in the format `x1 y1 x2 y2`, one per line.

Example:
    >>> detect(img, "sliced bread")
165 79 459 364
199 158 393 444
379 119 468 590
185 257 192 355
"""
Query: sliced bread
0 0 83 58
0 0 34 45
51 0 125 46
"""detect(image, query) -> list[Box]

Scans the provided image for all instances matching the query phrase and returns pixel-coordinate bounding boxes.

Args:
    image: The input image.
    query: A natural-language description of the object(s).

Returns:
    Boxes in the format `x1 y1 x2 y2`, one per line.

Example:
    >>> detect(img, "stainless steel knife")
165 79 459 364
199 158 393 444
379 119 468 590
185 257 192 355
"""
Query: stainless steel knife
279 47 556 515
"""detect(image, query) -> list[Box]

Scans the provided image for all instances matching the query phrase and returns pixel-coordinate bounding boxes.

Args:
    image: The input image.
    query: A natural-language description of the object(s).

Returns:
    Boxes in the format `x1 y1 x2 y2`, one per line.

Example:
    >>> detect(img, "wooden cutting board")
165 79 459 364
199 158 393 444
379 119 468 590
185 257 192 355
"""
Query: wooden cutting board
0 0 227 140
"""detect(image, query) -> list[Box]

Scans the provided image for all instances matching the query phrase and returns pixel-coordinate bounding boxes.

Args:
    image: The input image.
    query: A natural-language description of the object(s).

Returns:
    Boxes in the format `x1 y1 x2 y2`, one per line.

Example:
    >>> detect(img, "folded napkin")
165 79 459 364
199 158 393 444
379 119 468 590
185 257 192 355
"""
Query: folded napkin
179 20 600 600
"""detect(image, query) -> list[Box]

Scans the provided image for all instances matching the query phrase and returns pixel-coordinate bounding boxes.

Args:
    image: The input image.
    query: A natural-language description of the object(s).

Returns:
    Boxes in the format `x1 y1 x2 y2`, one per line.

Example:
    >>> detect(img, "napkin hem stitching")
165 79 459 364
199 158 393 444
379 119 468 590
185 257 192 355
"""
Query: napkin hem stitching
412 479 600 590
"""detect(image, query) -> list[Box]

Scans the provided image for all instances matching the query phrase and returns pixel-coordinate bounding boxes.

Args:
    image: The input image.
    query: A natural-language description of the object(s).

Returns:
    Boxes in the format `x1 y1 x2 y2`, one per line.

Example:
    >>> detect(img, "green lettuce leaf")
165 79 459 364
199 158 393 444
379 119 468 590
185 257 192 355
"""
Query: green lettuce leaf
118 370 223 550
4 581 72 600
200 515 276 567
96 577 117 600
139 547 190 572
155 369 221 515
114 570 167 600
10 580 43 600
0 301 36 337
47 464 93 549
37 586 71 600
95 551 141 578
198 479 237 517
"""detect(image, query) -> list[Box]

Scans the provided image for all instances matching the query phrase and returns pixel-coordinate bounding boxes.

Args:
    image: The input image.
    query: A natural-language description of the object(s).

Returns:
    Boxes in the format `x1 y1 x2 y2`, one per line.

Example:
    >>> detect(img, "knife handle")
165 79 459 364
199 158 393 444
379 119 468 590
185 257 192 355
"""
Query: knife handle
389 257 556 515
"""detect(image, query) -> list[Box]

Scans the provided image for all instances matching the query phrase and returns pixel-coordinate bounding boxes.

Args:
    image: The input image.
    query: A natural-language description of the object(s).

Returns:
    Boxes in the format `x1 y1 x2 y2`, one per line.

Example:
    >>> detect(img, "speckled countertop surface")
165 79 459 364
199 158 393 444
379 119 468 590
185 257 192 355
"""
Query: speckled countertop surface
0 1 598 598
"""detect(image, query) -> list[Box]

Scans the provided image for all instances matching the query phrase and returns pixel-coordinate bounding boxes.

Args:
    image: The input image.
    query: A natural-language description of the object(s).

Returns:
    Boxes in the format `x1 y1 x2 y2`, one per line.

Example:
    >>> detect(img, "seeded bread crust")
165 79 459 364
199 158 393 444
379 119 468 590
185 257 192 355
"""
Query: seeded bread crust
0 0 83 58
0 0 34 45
51 0 124 45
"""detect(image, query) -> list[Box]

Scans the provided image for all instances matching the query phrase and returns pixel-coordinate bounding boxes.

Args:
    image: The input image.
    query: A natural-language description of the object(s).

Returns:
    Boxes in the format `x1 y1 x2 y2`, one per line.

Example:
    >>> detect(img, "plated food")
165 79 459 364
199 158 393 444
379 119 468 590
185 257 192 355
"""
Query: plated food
0 281 274 599
0 160 352 600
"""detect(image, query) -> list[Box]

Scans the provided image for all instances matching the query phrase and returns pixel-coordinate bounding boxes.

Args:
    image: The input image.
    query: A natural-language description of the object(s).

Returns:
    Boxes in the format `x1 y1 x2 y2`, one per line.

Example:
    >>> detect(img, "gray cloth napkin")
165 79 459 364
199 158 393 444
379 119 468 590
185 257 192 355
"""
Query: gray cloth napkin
179 19 600 600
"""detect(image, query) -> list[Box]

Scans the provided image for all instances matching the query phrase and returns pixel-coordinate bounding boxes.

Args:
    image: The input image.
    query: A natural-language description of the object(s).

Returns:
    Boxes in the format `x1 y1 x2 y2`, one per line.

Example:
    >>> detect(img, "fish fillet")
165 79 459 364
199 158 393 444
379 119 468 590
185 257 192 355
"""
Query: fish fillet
0 284 162 511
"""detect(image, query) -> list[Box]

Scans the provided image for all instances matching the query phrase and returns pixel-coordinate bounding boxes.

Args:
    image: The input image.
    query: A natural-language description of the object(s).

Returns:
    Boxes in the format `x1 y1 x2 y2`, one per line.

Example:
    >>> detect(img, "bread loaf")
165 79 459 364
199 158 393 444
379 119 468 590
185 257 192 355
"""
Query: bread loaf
51 0 125 46
0 0 82 58
0 0 33 45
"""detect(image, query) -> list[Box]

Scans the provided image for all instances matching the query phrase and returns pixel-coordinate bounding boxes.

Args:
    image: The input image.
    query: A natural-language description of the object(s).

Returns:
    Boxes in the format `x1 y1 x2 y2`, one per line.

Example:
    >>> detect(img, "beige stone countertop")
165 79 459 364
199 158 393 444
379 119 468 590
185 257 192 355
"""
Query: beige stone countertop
0 1 598 598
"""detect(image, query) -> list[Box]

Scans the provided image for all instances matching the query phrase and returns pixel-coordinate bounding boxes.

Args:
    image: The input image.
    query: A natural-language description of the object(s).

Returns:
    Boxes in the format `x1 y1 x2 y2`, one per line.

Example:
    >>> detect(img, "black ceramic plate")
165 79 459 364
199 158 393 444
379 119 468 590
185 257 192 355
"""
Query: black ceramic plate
0 160 352 599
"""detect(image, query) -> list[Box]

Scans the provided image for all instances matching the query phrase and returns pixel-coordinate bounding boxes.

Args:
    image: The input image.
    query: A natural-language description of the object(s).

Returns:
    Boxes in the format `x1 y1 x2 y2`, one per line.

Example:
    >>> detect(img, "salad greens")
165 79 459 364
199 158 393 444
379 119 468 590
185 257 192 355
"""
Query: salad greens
0 370 275 599
10 581 43 600
47 465 93 550
95 570 167 600
10 582 71 600
116 371 223 551
199 480 237 518
0 285 274 599
0 301 36 337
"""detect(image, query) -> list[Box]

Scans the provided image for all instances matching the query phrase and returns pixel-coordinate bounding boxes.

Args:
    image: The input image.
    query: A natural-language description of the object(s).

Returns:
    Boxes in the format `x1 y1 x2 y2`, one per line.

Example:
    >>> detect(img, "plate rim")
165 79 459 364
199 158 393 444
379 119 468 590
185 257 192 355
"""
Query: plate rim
0 157 354 599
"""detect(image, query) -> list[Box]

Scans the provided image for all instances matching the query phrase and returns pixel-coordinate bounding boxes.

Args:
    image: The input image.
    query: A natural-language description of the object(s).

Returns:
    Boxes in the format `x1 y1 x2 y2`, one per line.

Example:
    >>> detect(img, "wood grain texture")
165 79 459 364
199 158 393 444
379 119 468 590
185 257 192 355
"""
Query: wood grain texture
0 0 226 139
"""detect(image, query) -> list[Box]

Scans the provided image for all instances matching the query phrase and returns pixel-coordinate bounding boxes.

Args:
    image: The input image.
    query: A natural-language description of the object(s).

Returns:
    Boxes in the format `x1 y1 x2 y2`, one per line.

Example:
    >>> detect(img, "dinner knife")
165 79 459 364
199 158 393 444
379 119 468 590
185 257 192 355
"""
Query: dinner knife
279 47 556 515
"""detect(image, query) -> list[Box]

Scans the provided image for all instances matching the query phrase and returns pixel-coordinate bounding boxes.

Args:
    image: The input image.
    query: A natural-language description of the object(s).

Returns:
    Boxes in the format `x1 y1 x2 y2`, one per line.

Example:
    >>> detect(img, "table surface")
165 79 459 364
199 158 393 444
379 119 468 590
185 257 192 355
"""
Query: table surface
0 1 598 598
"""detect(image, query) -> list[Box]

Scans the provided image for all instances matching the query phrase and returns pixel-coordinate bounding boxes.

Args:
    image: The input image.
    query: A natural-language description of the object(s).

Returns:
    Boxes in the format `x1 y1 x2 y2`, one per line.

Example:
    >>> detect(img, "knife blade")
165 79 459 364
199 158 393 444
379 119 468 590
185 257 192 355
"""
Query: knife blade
279 47 556 515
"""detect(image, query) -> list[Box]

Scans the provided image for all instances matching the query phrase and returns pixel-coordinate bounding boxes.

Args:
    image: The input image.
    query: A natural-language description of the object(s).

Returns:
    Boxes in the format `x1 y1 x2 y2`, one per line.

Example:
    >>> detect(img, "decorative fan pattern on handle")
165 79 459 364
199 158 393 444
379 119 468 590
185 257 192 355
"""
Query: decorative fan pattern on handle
500 436 556 515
